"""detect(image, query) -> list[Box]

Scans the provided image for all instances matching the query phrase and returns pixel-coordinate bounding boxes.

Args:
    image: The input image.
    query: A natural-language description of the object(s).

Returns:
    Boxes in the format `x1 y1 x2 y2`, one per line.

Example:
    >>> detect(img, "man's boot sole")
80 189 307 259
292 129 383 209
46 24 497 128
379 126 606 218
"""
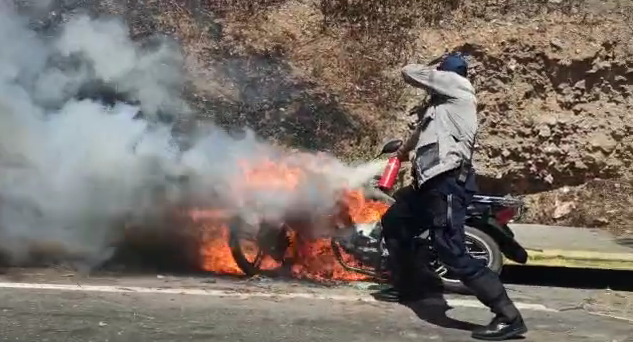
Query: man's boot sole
471 325 528 341
370 291 400 303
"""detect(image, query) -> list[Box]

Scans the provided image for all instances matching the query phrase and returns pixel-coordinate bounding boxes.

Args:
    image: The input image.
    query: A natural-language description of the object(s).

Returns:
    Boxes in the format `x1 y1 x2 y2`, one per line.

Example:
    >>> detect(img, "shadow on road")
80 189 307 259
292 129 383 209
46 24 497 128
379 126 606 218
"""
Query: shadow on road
615 237 633 249
406 302 482 332
501 266 633 292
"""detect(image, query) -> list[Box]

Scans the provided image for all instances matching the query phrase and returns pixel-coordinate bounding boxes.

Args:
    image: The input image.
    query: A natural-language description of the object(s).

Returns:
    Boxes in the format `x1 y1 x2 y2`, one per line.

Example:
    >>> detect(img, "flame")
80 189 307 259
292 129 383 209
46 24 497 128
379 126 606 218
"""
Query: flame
193 155 390 282
238 159 303 191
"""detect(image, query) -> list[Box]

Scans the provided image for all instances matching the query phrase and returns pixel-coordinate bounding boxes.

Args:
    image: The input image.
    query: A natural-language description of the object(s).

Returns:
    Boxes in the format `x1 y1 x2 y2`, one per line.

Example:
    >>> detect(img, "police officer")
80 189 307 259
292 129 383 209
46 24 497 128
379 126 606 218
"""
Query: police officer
375 53 528 341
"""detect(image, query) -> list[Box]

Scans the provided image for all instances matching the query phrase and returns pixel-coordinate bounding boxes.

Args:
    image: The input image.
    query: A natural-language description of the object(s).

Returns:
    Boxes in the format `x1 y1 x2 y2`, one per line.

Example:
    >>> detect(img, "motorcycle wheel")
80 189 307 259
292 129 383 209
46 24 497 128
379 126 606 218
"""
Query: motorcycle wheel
435 226 504 294
227 217 292 277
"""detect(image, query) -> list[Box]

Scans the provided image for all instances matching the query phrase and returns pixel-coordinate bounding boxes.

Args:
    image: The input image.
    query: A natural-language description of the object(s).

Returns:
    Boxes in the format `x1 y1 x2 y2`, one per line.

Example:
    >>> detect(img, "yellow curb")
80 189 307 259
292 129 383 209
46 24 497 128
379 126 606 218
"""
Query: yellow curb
504 249 633 271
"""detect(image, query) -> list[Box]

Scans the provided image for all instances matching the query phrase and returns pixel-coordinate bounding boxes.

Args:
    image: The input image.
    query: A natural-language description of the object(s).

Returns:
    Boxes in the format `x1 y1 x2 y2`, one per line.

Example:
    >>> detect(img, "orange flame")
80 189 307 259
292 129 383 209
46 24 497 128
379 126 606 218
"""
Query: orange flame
192 155 390 282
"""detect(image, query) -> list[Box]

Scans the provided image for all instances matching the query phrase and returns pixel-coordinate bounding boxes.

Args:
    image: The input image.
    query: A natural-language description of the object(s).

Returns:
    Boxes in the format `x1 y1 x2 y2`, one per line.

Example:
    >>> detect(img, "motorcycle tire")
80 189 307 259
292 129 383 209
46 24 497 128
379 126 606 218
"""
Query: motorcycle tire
227 217 290 277
438 226 504 295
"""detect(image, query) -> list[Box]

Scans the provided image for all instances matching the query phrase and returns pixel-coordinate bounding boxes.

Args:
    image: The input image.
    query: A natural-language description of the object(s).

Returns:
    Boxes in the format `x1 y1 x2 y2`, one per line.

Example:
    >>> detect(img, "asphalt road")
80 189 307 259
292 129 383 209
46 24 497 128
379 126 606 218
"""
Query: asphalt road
0 268 631 342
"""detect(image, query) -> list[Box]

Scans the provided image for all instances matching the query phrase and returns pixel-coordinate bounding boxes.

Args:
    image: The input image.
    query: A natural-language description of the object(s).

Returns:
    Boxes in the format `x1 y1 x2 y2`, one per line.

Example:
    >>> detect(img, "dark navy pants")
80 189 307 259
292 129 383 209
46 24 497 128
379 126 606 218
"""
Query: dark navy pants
381 169 486 293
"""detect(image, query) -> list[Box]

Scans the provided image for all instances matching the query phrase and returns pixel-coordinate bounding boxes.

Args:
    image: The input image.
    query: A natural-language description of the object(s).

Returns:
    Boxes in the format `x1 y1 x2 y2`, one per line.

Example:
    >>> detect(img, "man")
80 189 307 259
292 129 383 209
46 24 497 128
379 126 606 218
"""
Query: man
375 53 528 341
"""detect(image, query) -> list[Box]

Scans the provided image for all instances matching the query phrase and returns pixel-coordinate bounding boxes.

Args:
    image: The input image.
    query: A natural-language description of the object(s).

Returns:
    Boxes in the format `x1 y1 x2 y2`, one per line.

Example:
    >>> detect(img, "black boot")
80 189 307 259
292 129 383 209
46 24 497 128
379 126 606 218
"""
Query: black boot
373 238 407 302
373 239 447 306
373 285 445 304
408 241 447 307
373 286 400 302
464 269 528 341
373 239 420 303
472 307 527 341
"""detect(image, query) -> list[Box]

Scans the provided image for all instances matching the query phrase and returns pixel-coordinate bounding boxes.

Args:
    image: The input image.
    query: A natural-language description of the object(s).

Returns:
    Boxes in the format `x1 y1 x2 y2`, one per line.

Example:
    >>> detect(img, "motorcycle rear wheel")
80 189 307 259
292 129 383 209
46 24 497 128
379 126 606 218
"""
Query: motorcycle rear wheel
436 226 504 294
227 217 293 277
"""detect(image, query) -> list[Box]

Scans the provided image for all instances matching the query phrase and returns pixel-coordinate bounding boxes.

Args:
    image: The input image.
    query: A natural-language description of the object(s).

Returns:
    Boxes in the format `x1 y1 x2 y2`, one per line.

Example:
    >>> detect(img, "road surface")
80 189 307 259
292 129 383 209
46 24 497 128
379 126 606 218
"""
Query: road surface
0 268 631 342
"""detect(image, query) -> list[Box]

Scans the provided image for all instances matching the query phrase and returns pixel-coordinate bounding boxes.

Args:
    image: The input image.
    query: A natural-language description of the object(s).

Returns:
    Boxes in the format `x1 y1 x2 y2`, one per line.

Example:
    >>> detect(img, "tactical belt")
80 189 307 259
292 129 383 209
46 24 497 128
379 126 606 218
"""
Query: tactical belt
411 160 472 191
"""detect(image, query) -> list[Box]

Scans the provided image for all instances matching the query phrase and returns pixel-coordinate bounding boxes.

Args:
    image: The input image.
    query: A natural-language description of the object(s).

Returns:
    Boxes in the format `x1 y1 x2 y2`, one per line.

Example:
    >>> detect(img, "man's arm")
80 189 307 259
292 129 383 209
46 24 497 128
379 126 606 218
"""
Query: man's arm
401 64 470 99
396 123 423 161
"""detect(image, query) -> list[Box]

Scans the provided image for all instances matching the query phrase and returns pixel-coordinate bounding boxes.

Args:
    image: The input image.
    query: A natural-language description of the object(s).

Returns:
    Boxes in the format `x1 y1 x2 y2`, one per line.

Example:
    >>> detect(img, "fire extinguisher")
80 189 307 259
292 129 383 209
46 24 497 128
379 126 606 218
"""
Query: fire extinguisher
377 157 401 191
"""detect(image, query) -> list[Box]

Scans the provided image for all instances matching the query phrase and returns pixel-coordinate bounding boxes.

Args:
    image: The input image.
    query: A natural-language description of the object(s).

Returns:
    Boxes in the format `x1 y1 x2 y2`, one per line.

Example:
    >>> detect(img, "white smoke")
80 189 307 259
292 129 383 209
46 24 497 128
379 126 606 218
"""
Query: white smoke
0 3 385 267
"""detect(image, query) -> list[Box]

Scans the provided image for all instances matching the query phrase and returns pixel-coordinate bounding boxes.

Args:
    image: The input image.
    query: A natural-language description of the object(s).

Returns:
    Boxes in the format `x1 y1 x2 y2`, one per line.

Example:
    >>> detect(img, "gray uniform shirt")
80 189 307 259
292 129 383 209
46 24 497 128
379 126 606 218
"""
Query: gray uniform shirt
400 64 478 186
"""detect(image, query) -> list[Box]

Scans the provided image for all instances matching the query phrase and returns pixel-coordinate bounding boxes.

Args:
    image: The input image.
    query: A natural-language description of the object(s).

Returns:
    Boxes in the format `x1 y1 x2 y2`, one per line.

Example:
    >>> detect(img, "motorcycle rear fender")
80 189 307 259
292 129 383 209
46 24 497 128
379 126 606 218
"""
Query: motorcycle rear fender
466 217 529 264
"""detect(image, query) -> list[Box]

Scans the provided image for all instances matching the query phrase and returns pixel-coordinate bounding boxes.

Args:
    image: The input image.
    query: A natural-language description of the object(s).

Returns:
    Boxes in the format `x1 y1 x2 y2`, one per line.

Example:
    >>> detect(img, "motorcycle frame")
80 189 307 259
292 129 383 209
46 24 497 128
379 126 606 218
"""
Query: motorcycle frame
330 193 528 282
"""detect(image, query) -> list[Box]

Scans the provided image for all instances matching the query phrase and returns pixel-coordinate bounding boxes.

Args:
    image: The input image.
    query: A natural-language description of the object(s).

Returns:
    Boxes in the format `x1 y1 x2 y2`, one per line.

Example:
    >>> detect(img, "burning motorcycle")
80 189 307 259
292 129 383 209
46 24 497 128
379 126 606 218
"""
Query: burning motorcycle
227 140 528 293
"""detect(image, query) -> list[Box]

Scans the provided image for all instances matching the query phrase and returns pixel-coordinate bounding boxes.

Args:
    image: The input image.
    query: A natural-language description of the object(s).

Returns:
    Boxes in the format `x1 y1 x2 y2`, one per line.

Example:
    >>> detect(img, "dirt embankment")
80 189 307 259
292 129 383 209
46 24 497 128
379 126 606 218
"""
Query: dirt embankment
35 0 633 234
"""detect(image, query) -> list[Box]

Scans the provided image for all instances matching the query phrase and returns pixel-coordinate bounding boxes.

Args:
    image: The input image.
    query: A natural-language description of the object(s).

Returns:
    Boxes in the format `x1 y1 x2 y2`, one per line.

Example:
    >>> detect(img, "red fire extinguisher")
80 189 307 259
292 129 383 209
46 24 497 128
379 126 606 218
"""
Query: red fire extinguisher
377 157 401 191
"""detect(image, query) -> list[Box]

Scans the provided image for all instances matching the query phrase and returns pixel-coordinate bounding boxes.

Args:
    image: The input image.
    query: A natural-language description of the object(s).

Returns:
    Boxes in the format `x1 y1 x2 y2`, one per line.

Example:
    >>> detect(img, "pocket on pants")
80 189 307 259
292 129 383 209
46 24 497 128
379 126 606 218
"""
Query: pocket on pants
429 191 452 228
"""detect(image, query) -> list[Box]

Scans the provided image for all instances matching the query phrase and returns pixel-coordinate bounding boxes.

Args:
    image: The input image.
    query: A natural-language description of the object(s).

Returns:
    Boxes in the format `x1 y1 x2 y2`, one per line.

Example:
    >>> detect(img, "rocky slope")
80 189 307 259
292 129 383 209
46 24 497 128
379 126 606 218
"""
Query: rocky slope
522 179 633 236
26 0 633 233
462 23 633 194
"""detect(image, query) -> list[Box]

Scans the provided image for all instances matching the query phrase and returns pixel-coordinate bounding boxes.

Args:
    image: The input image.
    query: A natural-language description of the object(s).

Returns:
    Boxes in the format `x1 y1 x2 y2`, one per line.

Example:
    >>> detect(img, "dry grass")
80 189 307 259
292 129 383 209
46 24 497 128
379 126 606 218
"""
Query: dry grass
317 0 459 97
202 0 632 112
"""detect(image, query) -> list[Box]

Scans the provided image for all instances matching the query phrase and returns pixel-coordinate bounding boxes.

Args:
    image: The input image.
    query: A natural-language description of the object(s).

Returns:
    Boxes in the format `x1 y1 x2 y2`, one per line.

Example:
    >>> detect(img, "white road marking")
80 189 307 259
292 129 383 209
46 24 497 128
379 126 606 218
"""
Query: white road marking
0 281 557 312
583 308 633 323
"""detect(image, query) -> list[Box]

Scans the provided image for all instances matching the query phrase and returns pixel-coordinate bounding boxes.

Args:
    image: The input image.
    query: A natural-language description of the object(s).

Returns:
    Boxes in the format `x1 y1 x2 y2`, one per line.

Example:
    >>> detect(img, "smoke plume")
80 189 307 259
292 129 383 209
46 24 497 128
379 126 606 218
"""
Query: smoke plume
0 2 385 268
